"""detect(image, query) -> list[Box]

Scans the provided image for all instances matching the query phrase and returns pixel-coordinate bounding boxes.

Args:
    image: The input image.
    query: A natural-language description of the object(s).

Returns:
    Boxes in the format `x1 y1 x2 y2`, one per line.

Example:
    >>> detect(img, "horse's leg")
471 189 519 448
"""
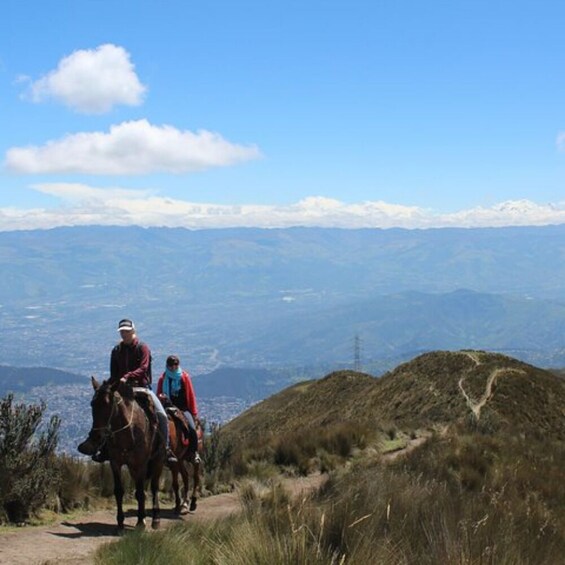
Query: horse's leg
110 461 125 532
150 463 162 529
179 460 190 514
171 462 182 515
189 460 200 512
133 471 146 529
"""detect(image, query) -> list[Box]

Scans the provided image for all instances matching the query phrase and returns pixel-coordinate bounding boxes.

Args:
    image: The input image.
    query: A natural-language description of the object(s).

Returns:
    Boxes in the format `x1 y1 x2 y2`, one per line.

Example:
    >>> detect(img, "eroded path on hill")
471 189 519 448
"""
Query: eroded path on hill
457 352 525 420
0 474 327 565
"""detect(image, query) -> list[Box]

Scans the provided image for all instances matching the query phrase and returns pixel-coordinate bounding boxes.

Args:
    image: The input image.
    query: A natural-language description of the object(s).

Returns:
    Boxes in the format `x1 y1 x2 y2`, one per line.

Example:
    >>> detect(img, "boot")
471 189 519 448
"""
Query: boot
167 443 178 464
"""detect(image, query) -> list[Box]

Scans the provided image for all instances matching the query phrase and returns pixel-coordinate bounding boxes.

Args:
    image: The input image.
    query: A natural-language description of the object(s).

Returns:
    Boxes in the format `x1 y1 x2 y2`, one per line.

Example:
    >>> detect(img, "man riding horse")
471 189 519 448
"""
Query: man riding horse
78 318 177 464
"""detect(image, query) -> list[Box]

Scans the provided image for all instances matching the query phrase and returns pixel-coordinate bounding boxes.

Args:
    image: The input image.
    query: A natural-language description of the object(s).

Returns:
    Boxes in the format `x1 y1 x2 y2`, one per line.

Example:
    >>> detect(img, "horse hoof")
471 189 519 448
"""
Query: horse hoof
136 519 146 530
179 503 189 515
189 498 197 512
151 519 161 529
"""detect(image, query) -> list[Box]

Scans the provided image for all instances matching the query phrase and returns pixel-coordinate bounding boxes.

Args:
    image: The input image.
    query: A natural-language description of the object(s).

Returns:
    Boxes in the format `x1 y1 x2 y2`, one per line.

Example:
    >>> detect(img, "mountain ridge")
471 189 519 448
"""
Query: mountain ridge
222 350 565 444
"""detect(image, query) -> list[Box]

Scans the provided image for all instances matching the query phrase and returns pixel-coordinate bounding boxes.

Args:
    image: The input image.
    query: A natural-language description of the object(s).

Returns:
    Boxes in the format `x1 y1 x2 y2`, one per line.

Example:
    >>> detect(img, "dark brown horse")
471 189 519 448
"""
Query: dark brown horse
166 407 202 514
78 377 165 531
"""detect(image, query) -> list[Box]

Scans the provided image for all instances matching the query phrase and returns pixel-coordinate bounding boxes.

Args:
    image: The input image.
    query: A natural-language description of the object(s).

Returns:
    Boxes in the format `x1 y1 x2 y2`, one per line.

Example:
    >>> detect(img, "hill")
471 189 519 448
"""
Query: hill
0 365 84 397
222 350 565 443
173 350 565 563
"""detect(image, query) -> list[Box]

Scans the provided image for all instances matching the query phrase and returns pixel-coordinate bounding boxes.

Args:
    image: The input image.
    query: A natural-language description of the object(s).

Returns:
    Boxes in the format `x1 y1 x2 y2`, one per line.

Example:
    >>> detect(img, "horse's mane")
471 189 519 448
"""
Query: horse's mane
98 379 135 401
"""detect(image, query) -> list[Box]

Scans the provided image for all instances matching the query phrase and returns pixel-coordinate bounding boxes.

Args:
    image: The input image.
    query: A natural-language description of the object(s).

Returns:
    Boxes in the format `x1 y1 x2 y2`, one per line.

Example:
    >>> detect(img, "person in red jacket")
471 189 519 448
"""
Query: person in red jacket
157 355 200 463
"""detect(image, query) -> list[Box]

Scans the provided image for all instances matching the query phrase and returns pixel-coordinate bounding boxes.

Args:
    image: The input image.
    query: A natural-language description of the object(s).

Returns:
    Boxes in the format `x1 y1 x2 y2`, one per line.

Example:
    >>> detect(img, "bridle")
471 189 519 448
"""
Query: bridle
91 387 135 439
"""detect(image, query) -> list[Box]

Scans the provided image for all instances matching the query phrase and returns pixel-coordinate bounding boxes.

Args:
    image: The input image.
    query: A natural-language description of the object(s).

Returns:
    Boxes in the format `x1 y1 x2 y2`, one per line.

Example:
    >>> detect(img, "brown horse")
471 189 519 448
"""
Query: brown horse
78 377 165 531
166 407 202 514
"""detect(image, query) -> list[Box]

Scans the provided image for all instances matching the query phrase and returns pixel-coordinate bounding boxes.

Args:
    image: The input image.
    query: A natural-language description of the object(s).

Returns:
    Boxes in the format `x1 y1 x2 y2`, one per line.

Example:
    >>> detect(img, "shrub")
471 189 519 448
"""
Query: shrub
0 394 61 523
55 455 93 512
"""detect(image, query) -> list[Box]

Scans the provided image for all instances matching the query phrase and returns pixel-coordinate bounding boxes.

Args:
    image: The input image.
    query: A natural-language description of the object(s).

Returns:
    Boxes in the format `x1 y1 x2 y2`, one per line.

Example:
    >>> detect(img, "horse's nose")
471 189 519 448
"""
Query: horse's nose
78 430 101 455
77 438 96 455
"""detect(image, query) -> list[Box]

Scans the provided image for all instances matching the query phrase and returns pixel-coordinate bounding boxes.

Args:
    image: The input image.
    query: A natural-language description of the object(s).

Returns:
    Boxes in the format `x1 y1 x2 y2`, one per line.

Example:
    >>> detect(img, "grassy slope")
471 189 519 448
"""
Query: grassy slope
222 350 565 445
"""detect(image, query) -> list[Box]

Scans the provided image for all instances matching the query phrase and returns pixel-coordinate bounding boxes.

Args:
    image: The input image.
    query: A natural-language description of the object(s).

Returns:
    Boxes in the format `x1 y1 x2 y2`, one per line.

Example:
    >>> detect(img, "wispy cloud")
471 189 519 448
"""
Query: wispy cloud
557 131 565 152
4 119 261 174
1 184 564 231
21 44 146 114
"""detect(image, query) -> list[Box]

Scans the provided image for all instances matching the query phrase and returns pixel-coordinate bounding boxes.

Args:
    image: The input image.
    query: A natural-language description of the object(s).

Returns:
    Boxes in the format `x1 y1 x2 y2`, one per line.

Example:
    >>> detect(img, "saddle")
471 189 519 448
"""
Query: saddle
132 387 158 429
166 406 191 447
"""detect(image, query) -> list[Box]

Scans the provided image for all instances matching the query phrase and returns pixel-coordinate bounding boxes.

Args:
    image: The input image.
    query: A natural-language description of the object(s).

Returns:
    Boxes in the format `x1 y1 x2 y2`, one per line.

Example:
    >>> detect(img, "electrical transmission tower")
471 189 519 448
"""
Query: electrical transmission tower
354 334 362 372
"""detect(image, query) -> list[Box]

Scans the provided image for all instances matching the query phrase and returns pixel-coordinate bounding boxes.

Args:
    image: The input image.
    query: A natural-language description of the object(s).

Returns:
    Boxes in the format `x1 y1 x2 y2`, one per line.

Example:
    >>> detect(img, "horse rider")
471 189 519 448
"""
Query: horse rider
157 355 201 463
84 319 177 464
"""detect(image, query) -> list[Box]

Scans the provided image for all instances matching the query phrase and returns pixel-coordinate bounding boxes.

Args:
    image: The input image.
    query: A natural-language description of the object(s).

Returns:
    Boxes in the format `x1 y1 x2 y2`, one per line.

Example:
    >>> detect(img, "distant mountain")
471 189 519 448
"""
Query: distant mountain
192 367 294 400
0 363 293 403
240 288 565 365
222 350 565 443
1 225 565 373
2 225 565 302
0 366 85 397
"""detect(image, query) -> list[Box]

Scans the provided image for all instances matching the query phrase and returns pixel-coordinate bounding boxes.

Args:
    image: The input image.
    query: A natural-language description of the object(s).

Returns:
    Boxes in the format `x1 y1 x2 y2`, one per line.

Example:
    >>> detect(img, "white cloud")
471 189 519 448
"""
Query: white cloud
23 44 146 114
436 200 565 228
32 182 150 201
4 119 261 174
1 185 564 231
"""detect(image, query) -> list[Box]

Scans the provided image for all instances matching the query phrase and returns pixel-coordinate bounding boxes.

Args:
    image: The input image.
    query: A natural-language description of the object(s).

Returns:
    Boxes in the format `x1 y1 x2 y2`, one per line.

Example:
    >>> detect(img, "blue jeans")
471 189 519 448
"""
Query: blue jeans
182 411 198 453
135 388 169 444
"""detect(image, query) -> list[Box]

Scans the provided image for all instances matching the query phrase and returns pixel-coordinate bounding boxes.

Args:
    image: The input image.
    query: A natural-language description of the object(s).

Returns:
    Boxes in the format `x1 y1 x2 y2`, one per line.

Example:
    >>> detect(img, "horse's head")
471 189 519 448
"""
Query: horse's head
79 378 125 450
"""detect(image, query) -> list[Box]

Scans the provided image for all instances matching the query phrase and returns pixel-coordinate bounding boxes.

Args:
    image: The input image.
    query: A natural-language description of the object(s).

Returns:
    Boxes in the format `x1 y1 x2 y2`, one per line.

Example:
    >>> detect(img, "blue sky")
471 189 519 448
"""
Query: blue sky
1 0 565 230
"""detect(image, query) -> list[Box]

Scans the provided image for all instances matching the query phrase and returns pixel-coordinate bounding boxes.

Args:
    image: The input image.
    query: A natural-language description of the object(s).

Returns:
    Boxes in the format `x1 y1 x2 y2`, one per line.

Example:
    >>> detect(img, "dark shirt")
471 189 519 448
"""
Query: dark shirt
109 338 151 387
170 381 189 412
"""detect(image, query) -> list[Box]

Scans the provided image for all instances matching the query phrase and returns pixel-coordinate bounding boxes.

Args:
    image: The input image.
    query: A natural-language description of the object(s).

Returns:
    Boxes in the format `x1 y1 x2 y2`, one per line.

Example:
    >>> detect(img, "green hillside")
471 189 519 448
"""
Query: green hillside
222 350 565 445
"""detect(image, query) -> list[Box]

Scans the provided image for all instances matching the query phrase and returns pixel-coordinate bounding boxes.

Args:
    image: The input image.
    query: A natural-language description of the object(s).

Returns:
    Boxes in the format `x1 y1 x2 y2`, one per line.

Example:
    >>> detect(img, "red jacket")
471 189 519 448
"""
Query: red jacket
157 370 198 417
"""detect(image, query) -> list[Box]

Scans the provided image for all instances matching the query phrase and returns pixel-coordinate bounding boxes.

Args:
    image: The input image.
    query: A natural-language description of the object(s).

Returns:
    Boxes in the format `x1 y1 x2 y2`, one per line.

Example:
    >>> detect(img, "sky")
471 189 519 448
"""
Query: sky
1 0 565 231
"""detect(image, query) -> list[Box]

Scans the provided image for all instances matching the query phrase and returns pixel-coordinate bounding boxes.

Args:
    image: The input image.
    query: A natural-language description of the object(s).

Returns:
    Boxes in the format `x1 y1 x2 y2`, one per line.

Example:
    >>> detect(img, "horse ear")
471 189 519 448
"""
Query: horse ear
91 376 100 390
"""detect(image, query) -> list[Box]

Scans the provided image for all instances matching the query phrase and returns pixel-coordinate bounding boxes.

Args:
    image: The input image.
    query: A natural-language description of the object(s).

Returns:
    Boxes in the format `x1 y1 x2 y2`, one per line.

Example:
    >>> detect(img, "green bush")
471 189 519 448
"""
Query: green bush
0 394 61 523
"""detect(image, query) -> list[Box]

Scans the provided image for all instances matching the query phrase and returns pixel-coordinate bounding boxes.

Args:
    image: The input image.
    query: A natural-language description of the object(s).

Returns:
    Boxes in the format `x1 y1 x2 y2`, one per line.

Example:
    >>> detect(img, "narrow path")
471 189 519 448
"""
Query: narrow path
382 434 430 462
458 351 524 421
460 350 483 366
0 474 326 565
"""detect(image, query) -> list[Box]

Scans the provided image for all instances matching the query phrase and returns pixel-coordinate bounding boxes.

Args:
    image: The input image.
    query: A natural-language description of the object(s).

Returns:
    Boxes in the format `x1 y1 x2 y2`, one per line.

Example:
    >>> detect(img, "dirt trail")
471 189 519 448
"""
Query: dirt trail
0 474 326 565
457 352 525 420
0 436 430 565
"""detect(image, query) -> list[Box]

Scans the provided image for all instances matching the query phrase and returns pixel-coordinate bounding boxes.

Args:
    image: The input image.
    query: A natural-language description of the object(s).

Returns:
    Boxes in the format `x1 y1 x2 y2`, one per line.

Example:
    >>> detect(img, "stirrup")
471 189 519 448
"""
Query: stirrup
192 452 201 464
167 449 178 463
